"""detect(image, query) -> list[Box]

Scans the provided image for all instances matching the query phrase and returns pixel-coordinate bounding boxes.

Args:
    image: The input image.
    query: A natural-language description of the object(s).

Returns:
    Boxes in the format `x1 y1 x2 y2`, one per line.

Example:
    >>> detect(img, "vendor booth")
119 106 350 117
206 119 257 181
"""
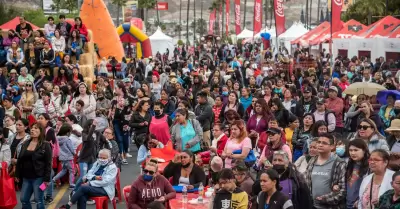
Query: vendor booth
149 27 174 59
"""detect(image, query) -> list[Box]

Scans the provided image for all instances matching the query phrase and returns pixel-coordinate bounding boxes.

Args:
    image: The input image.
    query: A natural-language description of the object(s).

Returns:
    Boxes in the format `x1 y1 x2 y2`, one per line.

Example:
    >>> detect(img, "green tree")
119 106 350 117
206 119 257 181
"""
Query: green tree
191 18 207 34
343 0 392 25
111 0 128 25
0 3 20 25
23 10 48 27
50 0 63 12
138 0 156 23
64 0 78 13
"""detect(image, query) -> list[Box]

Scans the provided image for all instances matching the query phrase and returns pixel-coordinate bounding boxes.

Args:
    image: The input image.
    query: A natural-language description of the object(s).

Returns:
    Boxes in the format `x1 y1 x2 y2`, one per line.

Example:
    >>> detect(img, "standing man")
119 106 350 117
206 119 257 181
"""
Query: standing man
15 16 33 50
298 87 318 118
195 91 213 148
305 133 347 209
325 86 344 133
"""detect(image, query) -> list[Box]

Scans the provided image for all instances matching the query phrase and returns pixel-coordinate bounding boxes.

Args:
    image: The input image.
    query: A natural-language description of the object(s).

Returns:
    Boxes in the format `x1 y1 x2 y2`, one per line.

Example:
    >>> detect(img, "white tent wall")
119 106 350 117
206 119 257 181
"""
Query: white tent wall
278 23 308 54
332 38 399 60
149 27 175 59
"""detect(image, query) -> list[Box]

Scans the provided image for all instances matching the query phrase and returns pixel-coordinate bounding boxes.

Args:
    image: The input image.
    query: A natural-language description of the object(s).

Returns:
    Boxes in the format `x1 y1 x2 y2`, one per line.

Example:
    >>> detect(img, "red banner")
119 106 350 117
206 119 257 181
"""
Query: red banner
155 2 168 10
331 0 343 33
219 5 222 36
226 0 230 36
209 9 216 34
274 0 286 37
253 0 262 36
234 0 241 35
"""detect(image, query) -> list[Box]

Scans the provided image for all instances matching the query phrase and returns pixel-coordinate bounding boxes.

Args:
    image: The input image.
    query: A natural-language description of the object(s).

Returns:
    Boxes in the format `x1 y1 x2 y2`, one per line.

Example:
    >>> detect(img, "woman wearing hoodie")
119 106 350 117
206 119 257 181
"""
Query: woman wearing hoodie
128 161 176 209
53 123 76 189
239 88 253 111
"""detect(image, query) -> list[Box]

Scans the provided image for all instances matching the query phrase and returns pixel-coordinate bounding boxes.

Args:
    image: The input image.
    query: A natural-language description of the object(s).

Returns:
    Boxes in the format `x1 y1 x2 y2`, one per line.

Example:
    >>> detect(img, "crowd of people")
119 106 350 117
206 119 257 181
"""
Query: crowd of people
1 15 400 209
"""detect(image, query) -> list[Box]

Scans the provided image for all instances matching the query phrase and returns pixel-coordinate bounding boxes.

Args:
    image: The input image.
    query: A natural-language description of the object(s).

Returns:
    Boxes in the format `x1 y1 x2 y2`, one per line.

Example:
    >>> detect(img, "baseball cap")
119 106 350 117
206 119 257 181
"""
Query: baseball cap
123 78 131 83
267 128 281 135
317 98 325 105
303 86 313 93
328 86 338 93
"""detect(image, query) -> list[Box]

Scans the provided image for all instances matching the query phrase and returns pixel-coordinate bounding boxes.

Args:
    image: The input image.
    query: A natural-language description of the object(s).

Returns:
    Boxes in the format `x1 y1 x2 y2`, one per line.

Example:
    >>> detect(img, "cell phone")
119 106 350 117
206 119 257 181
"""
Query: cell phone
3 128 9 139
39 183 47 191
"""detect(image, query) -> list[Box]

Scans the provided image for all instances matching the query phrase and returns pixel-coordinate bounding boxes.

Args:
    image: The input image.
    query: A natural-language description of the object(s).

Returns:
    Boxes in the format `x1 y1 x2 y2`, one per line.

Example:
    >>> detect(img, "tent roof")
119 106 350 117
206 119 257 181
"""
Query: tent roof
279 22 308 38
149 27 173 40
361 16 400 38
237 28 254 39
0 17 40 30
291 21 330 46
332 19 368 39
388 25 400 38
309 20 353 45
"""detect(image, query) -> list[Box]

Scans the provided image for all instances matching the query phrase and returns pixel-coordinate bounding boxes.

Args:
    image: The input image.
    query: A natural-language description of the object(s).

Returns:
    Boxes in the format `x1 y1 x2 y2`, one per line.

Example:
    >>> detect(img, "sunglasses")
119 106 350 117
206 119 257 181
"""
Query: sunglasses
268 132 277 136
26 84 32 87
143 169 155 175
357 125 371 130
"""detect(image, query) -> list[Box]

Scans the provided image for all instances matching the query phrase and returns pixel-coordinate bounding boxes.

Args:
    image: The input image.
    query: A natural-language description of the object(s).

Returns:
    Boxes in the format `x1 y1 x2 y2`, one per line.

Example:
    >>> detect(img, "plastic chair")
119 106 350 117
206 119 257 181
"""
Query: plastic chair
122 186 131 209
89 168 120 209
115 169 122 201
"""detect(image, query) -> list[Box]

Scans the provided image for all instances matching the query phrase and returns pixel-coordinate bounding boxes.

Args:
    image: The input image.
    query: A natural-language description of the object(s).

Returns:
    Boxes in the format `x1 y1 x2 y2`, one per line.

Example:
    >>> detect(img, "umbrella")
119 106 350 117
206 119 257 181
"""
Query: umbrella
377 90 400 105
343 82 387 96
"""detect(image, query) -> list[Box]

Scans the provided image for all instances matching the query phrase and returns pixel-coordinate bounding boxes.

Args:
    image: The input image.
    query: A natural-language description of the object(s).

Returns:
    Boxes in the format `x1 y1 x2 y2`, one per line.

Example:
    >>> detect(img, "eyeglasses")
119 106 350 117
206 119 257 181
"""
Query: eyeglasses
368 159 383 163
143 169 155 175
317 141 331 145
357 125 371 130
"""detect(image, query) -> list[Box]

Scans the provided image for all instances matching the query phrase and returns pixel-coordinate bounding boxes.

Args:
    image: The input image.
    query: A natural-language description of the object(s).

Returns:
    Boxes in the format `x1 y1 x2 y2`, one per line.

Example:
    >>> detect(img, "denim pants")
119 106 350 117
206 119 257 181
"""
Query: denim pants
69 49 81 61
20 177 45 209
71 185 107 209
53 160 75 186
113 121 129 154
45 169 54 198
74 162 93 192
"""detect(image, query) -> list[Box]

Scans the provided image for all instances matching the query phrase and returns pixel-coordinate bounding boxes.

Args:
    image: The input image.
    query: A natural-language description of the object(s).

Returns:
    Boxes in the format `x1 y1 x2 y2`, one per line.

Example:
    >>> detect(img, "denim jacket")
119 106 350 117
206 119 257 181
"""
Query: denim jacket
86 161 118 200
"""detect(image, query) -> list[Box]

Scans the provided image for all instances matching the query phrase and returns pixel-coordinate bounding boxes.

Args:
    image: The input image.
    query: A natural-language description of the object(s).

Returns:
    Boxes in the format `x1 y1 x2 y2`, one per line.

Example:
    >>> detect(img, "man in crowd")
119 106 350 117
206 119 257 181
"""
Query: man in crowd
195 91 213 148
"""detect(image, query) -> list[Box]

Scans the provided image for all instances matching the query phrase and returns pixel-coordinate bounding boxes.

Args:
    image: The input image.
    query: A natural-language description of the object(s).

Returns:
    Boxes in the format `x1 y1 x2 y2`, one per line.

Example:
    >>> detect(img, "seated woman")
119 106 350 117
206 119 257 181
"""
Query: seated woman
3 30 19 50
59 149 118 209
39 41 56 79
17 67 34 86
6 40 24 74
164 150 206 189
137 134 164 165
34 68 51 89
68 66 84 85
128 161 176 209
51 30 66 66
53 67 69 86
67 30 83 62
24 42 40 76
70 17 89 45
60 54 75 74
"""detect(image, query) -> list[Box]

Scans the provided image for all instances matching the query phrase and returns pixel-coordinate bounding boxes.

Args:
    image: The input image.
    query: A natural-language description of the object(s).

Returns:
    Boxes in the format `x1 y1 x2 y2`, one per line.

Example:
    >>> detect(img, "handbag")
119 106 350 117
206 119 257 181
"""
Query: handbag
0 162 18 209
232 149 257 167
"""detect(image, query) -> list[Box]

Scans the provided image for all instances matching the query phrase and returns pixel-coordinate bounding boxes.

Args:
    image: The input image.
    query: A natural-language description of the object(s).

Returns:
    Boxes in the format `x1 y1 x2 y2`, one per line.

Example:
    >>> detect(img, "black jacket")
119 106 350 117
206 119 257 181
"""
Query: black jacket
24 48 41 67
297 96 318 117
219 103 245 123
16 140 52 182
78 124 103 164
130 111 151 135
163 162 206 188
256 191 294 209
194 102 213 131
274 108 290 128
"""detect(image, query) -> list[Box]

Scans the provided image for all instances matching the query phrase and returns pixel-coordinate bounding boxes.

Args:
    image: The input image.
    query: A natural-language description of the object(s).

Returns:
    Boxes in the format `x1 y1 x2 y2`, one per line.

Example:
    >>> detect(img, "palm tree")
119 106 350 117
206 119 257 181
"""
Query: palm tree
320 9 324 23
112 0 128 25
305 0 309 28
317 0 321 24
193 0 196 44
186 0 191 44
301 9 305 24
243 0 247 27
309 0 313 27
138 0 156 23
179 0 182 40
357 0 386 24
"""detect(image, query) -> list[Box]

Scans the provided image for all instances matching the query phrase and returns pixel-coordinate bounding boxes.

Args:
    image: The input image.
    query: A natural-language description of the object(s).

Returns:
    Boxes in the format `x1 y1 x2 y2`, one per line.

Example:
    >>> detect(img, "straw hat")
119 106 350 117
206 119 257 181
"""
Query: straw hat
386 119 400 132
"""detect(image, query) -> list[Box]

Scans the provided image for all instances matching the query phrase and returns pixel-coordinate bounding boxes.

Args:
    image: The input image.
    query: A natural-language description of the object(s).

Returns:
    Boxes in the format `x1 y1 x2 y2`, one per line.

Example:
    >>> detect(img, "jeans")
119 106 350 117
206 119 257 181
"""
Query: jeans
20 177 45 209
71 185 107 209
113 121 129 153
69 49 81 61
45 169 54 198
74 162 93 192
6 61 23 73
53 160 75 186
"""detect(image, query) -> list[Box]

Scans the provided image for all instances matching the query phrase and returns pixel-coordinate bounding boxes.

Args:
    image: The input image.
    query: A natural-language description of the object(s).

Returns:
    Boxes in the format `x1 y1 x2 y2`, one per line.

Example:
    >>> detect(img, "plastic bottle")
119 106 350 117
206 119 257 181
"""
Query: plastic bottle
198 183 204 203
182 185 188 204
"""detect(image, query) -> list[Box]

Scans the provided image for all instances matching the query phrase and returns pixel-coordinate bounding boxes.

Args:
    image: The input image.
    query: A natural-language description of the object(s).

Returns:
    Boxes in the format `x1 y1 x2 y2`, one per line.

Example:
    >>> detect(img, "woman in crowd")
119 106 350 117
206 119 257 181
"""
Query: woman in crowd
284 115 300 151
52 85 69 115
32 91 60 125
357 101 384 132
39 41 55 78
130 100 151 149
70 82 96 119
69 67 84 85
18 67 34 86
256 169 294 209
352 118 389 152
0 128 11 168
141 83 156 103
137 134 164 164
53 67 69 86
240 88 253 111
3 29 19 50
222 120 252 168
379 94 396 129
71 17 89 43
171 100 195 121
128 161 175 209
60 149 117 209
247 98 273 135
33 69 49 89
16 123 52 209
346 138 370 209
51 30 65 64
20 81 38 118
211 96 224 124
358 149 394 209
292 113 315 161
310 120 329 138
219 91 245 123
6 40 24 73
24 42 40 76
67 30 82 62
294 138 318 174
270 98 291 128
282 89 300 117
0 68 8 92
160 89 176 116
259 128 292 166
149 101 172 145
171 108 203 152
60 54 74 74
150 74 162 100
9 119 30 163
164 150 206 189
346 94 368 133
377 171 400 208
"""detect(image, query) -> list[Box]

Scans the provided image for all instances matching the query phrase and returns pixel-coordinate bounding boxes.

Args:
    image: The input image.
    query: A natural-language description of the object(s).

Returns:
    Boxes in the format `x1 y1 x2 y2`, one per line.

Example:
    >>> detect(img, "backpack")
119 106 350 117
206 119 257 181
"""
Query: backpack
324 110 335 127
46 127 59 158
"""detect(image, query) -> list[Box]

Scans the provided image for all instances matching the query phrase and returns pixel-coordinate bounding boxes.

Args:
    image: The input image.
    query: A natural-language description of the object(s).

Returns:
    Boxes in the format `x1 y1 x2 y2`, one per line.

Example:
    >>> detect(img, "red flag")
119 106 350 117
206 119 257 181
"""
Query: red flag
209 9 216 34
226 0 230 36
253 0 262 36
331 0 343 33
234 0 241 35
274 0 286 37
219 5 223 36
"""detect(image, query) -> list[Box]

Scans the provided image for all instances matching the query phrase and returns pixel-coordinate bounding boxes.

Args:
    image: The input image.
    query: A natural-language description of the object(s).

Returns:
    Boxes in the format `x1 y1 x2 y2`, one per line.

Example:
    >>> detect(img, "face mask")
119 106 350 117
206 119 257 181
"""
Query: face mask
98 97 104 100
143 174 153 182
98 159 109 166
273 164 286 174
222 91 228 96
336 146 345 157
394 108 400 115
154 110 161 116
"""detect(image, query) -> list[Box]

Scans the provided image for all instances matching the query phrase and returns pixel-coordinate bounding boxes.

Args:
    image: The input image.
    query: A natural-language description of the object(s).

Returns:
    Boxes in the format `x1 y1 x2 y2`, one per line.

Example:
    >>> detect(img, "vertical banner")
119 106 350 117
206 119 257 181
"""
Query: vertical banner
226 0 230 36
234 0 241 35
274 0 286 37
331 0 343 33
209 9 216 34
219 5 223 36
253 0 262 36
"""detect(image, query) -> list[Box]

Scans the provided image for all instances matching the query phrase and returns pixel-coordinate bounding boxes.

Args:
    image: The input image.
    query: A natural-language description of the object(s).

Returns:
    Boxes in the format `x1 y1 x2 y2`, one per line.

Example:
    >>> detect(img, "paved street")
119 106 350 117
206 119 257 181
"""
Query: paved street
16 147 141 209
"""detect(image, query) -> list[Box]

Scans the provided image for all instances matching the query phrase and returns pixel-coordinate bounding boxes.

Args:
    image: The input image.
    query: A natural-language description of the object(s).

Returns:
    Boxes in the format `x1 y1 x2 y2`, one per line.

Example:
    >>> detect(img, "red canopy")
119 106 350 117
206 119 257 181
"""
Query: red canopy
309 20 359 45
0 17 40 30
291 21 330 46
388 25 400 38
361 16 400 38
332 19 368 39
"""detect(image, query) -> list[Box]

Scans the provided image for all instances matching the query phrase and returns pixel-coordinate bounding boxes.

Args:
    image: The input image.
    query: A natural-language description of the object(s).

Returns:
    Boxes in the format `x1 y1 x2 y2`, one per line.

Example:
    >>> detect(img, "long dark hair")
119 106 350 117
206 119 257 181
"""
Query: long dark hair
311 120 328 137
260 169 281 191
74 82 91 98
255 98 273 121
39 113 53 128
346 138 370 180
30 123 46 146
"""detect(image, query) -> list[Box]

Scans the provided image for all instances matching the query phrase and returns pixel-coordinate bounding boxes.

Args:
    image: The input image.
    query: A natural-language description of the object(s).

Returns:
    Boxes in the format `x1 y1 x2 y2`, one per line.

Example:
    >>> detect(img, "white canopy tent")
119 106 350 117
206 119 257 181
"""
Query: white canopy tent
254 27 276 39
149 27 174 59
237 28 254 39
278 22 308 54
